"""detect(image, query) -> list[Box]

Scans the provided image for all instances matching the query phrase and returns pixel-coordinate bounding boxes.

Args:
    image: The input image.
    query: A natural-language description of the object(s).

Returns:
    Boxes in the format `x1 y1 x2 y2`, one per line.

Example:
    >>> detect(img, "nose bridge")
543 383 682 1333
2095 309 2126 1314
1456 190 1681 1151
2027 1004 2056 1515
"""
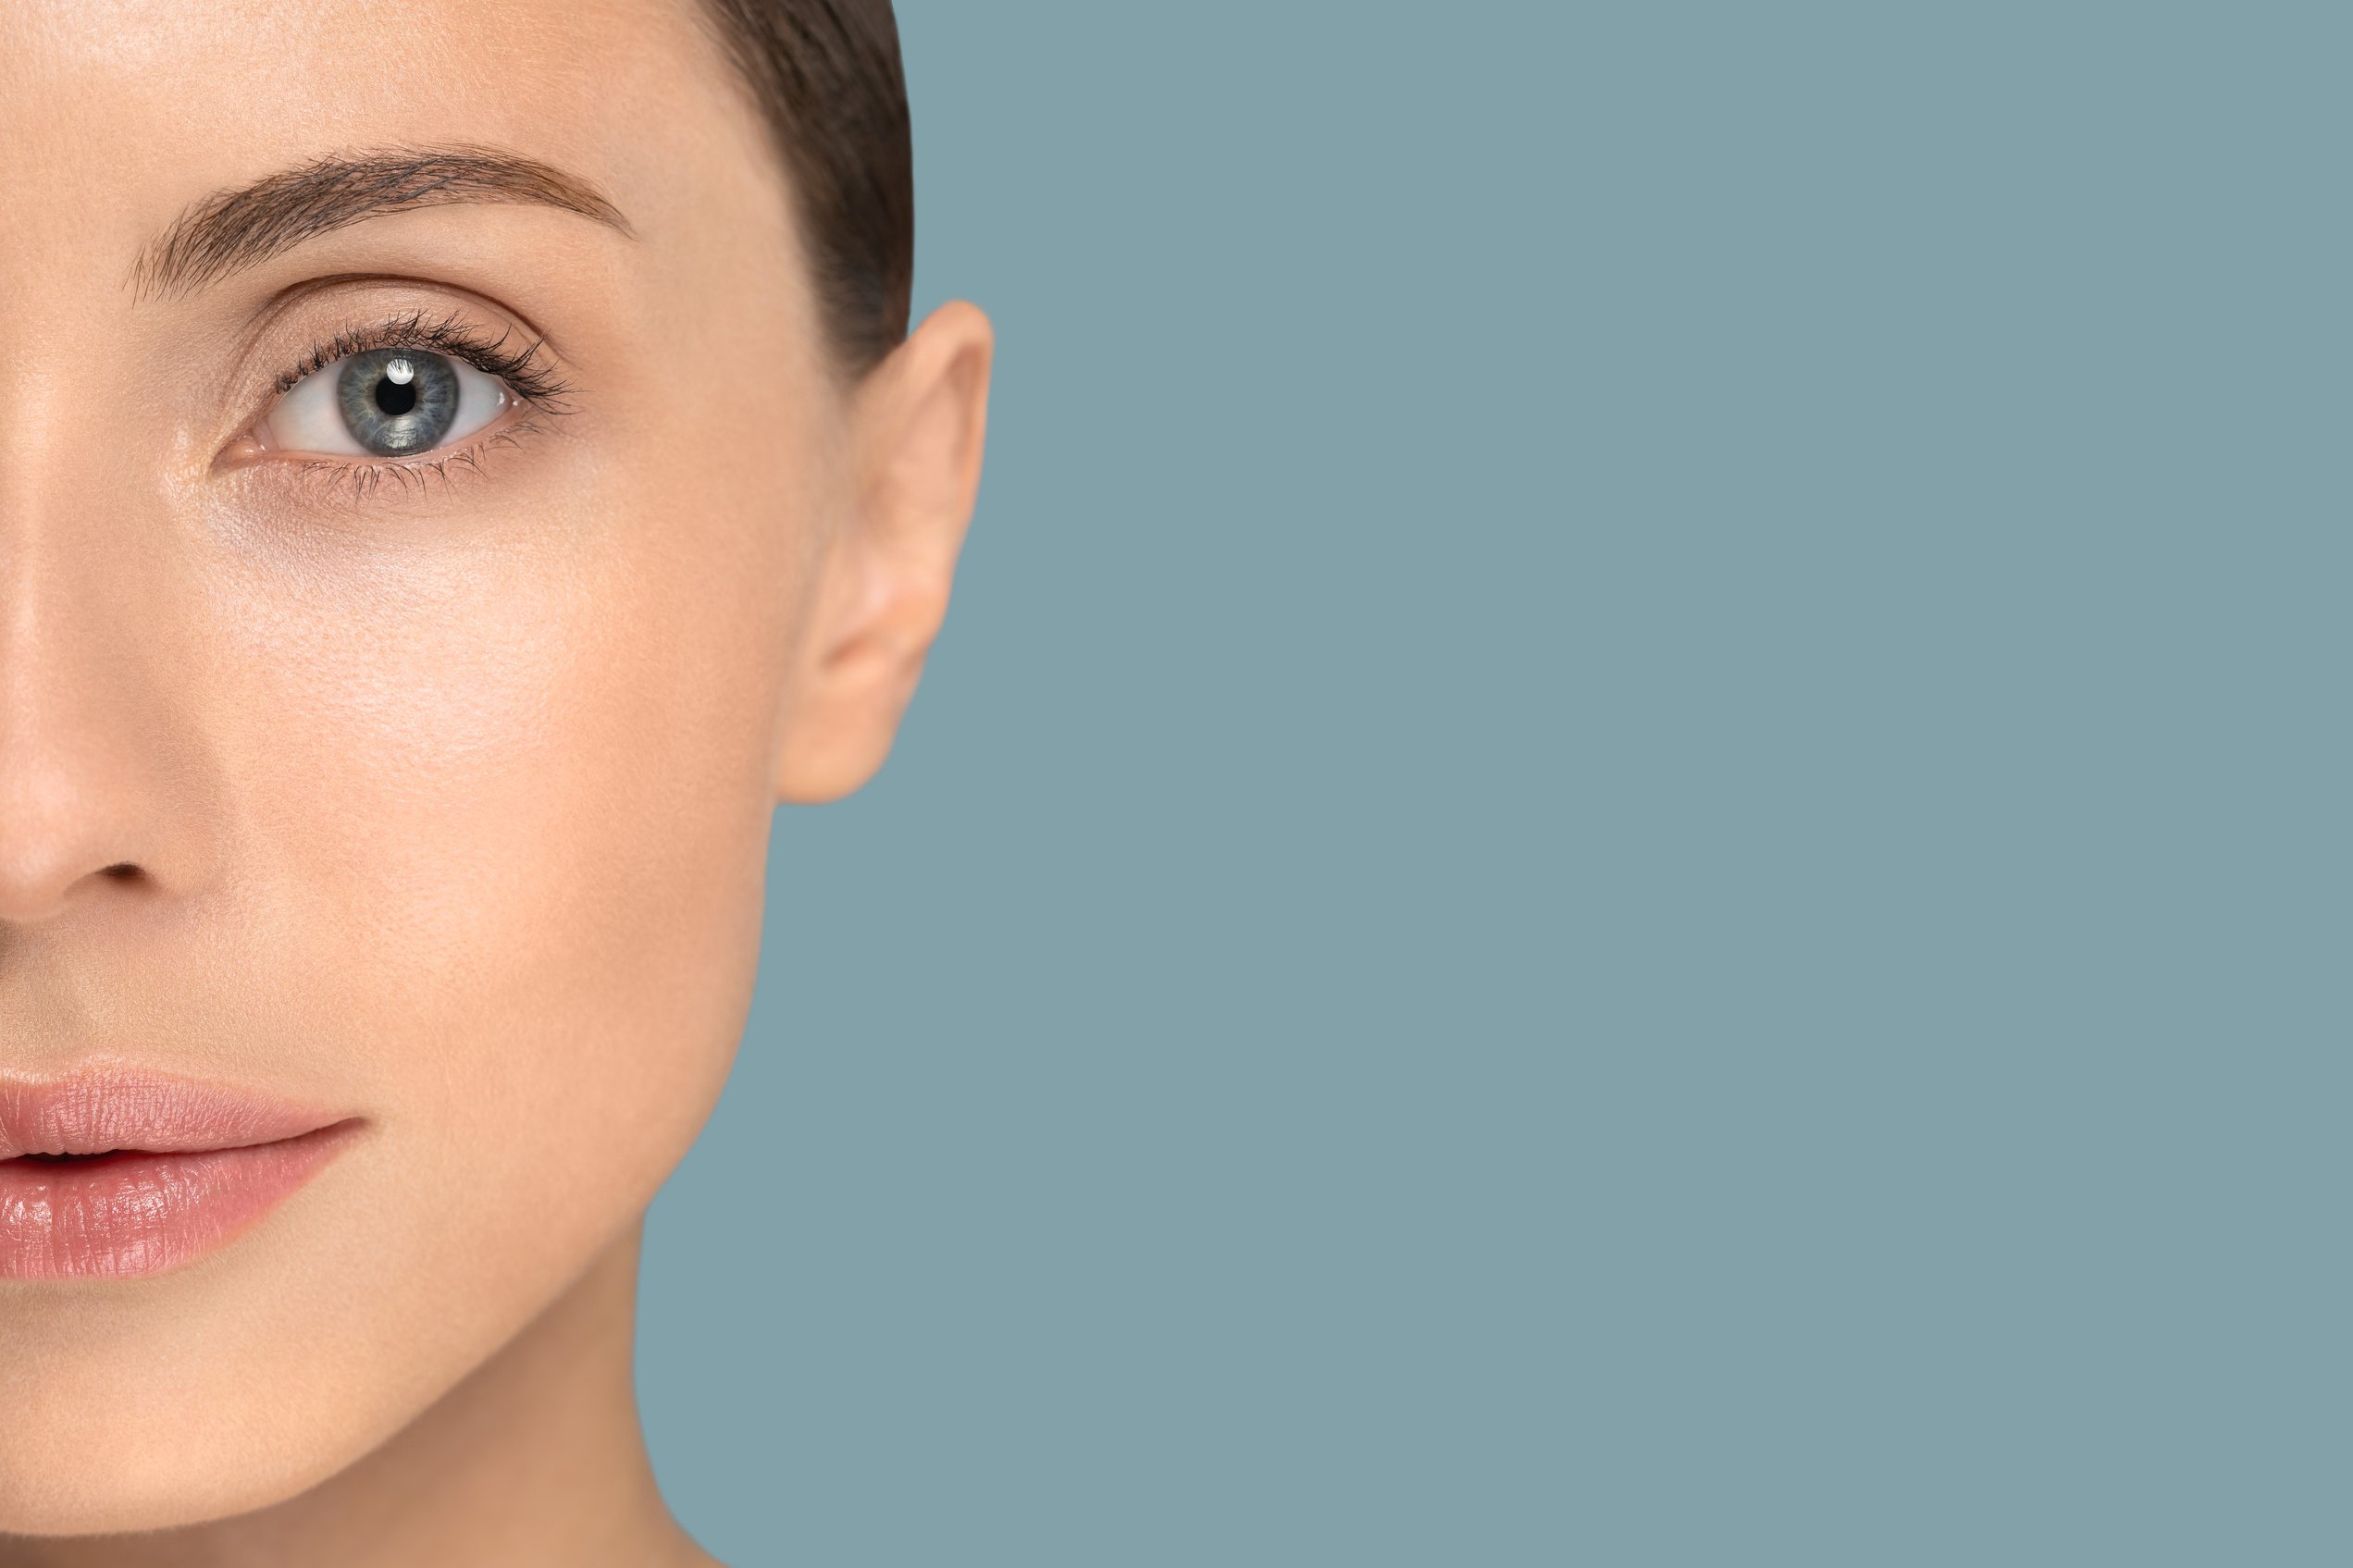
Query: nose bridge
0 68 229 931
0 338 217 923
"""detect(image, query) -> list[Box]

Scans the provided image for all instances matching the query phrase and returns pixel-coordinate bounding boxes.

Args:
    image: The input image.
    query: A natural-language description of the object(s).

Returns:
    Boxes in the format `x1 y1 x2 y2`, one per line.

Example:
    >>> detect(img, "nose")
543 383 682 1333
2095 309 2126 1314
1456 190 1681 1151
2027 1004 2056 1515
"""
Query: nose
0 492 217 928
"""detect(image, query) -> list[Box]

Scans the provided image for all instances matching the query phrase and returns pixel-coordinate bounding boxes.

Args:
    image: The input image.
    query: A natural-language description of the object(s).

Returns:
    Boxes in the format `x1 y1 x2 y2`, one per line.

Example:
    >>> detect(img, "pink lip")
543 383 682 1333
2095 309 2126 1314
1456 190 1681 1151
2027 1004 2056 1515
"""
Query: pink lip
0 1066 360 1281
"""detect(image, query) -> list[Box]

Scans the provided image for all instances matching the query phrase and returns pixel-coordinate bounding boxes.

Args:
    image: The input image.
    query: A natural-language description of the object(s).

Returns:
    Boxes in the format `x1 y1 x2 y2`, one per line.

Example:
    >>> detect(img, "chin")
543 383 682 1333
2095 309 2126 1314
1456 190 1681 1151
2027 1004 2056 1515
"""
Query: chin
0 1383 357 1537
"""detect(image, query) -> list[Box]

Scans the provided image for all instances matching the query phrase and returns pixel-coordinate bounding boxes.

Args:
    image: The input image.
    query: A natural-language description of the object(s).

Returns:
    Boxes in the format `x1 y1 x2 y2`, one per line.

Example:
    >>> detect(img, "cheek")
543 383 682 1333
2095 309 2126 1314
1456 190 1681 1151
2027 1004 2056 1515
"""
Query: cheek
215 515 786 1130
0 450 817 1529
182 462 805 1383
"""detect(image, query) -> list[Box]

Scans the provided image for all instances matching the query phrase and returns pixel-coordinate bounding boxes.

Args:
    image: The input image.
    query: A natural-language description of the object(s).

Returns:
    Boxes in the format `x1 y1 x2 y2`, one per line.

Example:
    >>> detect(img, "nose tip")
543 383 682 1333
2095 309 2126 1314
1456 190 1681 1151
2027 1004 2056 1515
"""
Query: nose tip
0 754 169 924
0 591 215 933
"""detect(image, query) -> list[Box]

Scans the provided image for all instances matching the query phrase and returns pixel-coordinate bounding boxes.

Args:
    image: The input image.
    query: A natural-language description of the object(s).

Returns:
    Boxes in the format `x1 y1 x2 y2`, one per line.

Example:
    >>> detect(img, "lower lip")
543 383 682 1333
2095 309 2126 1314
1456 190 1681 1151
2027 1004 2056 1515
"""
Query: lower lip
0 1121 360 1281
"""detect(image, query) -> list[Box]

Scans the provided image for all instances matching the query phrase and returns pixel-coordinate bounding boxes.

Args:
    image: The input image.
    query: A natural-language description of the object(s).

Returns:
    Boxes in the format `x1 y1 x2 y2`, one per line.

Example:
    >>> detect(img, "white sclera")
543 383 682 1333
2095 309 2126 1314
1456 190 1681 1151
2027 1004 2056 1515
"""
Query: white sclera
261 352 510 456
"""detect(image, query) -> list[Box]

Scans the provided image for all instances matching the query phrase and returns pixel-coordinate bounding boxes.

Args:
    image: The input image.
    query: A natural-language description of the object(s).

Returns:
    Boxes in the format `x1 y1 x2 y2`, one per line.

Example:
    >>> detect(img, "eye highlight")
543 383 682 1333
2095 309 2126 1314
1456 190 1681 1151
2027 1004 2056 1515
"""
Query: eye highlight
266 347 507 457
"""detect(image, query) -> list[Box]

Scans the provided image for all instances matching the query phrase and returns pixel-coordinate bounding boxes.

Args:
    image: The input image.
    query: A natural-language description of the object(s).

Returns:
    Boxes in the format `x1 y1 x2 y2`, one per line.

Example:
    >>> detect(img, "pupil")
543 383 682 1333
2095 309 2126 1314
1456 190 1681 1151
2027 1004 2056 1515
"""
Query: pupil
375 377 419 417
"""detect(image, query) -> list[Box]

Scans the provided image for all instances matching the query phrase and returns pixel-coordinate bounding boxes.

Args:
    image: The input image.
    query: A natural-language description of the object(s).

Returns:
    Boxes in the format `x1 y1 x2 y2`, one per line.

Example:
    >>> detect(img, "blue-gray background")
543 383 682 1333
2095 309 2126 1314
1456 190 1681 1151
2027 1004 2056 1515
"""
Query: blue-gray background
641 4 2345 1562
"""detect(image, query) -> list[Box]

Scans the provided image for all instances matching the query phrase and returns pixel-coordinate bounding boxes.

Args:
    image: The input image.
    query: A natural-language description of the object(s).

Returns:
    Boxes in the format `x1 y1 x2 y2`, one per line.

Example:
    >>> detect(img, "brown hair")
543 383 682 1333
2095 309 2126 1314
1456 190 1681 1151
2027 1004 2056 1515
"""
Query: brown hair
695 0 915 377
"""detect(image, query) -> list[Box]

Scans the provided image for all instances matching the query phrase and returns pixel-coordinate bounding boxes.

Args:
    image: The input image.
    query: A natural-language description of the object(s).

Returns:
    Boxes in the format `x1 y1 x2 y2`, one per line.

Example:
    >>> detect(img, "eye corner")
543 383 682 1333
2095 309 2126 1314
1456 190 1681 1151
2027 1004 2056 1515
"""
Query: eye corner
209 422 278 475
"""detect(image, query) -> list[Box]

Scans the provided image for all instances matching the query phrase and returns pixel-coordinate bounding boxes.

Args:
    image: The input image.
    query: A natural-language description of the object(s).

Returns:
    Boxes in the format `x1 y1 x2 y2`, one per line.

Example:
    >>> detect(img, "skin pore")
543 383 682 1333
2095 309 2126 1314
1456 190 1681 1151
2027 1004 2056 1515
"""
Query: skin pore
0 0 990 1562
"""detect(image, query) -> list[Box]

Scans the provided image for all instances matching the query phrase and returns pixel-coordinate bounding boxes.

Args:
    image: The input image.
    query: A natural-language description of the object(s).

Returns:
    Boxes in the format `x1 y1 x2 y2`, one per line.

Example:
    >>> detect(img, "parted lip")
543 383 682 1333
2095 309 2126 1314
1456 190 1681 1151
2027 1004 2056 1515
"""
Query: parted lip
0 1063 350 1161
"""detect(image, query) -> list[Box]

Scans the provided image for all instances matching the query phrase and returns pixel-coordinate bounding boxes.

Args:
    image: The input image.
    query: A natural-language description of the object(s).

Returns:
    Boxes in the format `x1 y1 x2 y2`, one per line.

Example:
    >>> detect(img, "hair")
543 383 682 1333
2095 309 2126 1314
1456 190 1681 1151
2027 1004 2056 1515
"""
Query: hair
695 0 915 377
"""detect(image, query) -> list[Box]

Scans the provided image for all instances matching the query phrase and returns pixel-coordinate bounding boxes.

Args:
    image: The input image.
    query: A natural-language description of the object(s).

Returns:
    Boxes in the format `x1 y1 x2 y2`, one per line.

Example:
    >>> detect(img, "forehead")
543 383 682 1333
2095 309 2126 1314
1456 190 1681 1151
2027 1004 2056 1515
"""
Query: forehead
0 0 767 278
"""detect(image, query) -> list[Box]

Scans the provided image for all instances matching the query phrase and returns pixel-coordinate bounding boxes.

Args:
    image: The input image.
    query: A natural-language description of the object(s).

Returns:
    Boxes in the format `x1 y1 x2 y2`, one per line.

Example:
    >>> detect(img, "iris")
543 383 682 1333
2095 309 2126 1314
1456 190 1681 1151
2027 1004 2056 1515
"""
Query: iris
336 349 461 455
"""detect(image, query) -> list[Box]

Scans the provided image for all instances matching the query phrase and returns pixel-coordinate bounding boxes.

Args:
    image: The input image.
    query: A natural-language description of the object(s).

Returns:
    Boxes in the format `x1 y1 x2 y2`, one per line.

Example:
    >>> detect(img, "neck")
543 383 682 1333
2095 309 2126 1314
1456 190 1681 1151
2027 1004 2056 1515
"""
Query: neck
0 1216 717 1568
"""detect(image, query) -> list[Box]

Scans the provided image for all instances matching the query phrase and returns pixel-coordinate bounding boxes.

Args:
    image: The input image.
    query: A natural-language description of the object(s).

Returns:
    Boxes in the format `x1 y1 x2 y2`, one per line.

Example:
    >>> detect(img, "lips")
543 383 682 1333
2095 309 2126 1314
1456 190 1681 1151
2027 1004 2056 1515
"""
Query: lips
0 1066 359 1281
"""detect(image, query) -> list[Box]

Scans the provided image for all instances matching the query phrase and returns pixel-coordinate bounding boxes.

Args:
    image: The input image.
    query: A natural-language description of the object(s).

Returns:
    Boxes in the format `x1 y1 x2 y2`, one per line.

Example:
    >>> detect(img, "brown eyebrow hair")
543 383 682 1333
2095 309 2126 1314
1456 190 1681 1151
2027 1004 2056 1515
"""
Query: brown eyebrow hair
133 146 633 301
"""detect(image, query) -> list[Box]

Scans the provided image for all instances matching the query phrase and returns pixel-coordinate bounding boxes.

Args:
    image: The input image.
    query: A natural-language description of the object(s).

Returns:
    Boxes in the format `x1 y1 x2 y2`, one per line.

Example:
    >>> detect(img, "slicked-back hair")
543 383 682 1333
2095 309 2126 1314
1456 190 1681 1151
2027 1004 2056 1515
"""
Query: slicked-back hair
696 0 914 378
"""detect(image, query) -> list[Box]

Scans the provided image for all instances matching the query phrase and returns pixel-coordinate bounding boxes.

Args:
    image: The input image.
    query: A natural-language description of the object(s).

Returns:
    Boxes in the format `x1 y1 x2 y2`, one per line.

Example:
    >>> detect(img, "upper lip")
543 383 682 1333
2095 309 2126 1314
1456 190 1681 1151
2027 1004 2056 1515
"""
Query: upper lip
0 1063 349 1161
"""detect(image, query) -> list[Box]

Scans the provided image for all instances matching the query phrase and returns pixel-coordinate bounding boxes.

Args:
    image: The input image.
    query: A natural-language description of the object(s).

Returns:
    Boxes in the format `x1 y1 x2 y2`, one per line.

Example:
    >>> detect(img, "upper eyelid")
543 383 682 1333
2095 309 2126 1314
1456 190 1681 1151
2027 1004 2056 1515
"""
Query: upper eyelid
271 312 575 408
219 275 577 422
252 271 568 356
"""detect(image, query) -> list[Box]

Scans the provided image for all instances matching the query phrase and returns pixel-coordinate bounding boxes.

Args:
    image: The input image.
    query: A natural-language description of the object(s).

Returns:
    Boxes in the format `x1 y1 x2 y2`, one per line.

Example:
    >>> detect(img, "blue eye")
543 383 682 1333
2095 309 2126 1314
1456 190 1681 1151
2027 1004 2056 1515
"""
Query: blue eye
263 348 511 458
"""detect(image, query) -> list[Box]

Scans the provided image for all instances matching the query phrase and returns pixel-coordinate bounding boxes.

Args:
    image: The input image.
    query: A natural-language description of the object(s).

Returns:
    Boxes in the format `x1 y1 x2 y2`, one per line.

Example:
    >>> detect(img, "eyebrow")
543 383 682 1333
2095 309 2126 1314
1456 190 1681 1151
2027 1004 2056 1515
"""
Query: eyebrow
133 146 633 301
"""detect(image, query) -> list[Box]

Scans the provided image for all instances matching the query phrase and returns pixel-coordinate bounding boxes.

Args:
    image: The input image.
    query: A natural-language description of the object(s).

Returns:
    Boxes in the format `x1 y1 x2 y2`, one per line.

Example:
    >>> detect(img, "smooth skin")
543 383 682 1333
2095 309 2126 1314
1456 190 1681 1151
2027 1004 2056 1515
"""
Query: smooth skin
0 0 991 1562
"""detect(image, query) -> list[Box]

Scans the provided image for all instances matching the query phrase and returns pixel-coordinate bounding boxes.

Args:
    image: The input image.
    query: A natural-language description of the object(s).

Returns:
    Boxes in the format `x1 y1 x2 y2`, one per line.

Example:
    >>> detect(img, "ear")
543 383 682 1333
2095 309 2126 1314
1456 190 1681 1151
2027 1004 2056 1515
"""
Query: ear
773 301 995 804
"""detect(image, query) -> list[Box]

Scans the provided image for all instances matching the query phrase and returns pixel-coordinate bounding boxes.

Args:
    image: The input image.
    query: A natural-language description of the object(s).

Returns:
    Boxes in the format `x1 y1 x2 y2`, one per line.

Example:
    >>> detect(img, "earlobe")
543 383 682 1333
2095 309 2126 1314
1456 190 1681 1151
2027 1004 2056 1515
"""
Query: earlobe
771 301 995 805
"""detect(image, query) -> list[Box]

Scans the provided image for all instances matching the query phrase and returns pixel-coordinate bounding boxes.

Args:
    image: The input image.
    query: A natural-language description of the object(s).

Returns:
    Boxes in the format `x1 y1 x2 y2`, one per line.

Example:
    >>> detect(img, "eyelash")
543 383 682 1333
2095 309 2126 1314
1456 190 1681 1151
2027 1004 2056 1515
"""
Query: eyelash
259 308 576 500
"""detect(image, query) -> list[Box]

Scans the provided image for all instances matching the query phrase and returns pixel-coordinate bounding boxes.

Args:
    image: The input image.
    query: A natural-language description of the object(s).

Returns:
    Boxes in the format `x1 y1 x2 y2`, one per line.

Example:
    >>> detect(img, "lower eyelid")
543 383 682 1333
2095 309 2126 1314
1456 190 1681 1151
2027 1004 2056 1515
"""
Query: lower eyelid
254 417 551 504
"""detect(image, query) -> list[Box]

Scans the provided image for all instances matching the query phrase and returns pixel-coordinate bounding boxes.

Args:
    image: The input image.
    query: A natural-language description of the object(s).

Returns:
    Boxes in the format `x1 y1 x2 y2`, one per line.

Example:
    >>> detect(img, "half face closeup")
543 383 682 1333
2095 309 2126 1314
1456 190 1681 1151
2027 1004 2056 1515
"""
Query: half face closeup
0 0 989 1537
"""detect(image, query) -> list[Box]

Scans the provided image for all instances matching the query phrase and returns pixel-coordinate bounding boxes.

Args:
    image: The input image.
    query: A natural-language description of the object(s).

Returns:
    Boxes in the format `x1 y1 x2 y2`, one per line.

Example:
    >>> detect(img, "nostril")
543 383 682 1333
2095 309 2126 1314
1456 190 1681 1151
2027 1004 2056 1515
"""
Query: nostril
102 863 140 881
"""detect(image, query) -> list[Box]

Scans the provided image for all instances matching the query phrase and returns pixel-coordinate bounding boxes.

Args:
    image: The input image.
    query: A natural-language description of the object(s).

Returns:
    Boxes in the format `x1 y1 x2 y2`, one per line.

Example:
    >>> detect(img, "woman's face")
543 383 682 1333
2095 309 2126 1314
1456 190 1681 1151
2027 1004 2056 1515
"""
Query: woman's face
0 0 985 1533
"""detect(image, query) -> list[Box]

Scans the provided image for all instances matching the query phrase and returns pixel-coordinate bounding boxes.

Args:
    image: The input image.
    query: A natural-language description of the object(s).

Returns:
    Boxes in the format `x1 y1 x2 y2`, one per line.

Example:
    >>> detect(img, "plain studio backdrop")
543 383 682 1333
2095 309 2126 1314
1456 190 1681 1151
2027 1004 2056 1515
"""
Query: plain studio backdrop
637 4 2345 1563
